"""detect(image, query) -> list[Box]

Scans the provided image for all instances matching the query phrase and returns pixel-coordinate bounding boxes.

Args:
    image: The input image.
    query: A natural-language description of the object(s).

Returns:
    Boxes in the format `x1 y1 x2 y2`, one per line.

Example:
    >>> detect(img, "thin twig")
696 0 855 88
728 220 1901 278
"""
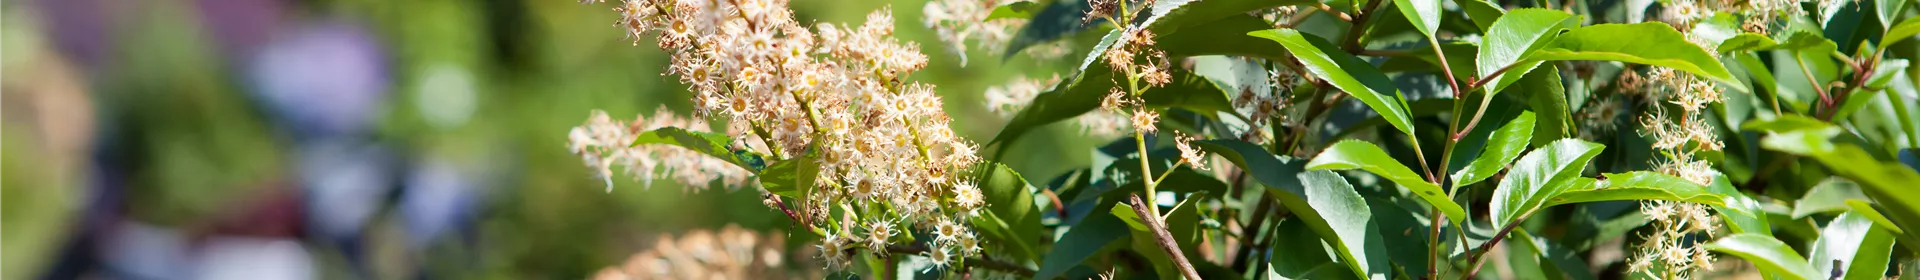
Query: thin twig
1132 195 1204 280
1314 3 1355 22
1461 218 1525 279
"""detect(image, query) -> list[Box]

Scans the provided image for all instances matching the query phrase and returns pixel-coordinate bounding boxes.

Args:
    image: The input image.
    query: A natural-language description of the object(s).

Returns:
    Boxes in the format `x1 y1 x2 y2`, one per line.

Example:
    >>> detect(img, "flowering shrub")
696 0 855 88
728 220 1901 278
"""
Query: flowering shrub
572 0 1920 278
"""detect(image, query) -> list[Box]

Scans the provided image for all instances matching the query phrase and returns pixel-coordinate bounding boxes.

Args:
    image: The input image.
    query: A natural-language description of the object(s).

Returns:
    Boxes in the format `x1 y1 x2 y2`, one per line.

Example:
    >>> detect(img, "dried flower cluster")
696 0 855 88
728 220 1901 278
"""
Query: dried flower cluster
588 0 989 271
1628 201 1722 278
592 225 817 280
570 108 751 192
1231 61 1309 144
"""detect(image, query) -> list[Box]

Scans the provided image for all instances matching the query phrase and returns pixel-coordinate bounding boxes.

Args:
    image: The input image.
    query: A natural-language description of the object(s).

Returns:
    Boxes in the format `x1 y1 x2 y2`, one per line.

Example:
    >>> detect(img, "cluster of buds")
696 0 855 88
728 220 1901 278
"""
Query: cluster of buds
570 107 751 192
593 225 816 280
587 0 989 272
1628 201 1722 278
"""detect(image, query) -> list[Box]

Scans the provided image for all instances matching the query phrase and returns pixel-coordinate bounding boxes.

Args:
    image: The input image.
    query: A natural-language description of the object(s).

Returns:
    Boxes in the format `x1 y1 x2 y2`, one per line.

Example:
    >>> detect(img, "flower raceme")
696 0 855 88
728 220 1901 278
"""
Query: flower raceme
574 0 989 272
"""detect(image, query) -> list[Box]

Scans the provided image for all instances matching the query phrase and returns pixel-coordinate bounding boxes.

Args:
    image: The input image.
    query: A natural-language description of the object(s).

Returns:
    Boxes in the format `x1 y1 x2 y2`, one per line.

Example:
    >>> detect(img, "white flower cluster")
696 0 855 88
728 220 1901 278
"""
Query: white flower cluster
922 0 1026 64
1662 0 1804 33
570 108 751 192
1628 201 1722 278
592 0 988 271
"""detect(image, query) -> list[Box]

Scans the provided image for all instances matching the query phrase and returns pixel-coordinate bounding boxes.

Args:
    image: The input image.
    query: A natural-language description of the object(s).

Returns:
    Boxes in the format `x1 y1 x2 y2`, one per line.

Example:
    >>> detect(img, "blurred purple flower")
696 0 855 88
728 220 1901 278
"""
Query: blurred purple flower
247 21 389 137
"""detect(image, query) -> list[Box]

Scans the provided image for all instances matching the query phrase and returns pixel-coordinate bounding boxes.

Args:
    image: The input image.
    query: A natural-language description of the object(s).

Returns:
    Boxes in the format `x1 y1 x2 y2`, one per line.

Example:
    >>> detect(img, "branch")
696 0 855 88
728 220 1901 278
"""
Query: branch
1460 218 1524 279
1131 195 1204 280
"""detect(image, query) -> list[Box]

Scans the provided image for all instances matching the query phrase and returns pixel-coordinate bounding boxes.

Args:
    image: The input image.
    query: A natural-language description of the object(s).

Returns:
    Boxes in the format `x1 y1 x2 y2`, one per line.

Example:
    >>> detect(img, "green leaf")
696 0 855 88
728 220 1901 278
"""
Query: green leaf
1249 29 1416 136
756 152 818 198
1392 0 1444 39
632 127 767 171
1761 126 1844 156
1545 172 1726 207
1511 228 1599 280
1307 140 1467 226
1720 32 1830 53
975 163 1042 261
984 1 1038 21
1794 178 1868 219
1710 174 1774 236
1477 9 1575 85
1195 140 1389 280
1878 0 1910 30
1514 66 1571 147
1532 22 1747 92
1456 0 1506 32
1706 233 1823 280
1847 200 1908 234
1112 196 1203 280
1884 17 1920 50
987 14 1275 149
1490 139 1606 230
1268 219 1345 279
1810 211 1898 280
1743 115 1835 133
1034 210 1129 280
1452 111 1537 187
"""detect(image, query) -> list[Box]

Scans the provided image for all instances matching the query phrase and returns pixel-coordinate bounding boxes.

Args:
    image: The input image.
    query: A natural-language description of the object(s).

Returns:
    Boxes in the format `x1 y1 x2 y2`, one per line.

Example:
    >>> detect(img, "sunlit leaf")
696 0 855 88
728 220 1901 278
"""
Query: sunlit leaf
1706 233 1822 280
1249 29 1416 136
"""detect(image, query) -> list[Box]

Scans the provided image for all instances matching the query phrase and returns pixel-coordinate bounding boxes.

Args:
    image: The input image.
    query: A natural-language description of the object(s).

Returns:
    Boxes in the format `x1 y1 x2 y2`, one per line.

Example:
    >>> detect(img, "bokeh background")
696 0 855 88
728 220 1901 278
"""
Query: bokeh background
0 0 1095 278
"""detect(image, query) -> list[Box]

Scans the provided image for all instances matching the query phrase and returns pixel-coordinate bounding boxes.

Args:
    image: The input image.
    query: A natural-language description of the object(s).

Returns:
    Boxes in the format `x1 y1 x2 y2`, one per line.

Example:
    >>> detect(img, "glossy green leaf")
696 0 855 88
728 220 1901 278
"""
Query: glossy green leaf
1268 218 1345 279
1477 9 1575 84
1034 210 1129 280
1490 139 1606 230
1794 178 1868 219
1743 115 1835 133
1810 211 1897 280
1195 139 1389 280
987 15 1273 149
1515 66 1571 147
1878 0 1909 30
1307 140 1467 225
1532 22 1746 92
975 163 1042 261
1720 31 1829 53
1884 16 1920 50
1456 0 1506 32
984 1 1038 21
1761 126 1844 155
1710 174 1774 236
1250 29 1416 136
1392 0 1444 38
756 152 817 198
1546 172 1725 207
1706 233 1822 280
1847 200 1908 234
632 127 767 171
1452 111 1537 187
1511 228 1598 280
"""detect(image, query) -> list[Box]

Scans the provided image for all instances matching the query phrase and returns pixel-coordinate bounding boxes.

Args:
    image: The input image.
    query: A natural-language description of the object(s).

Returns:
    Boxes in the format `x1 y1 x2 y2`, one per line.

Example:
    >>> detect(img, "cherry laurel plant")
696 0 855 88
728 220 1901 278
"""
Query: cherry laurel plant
572 0 1920 278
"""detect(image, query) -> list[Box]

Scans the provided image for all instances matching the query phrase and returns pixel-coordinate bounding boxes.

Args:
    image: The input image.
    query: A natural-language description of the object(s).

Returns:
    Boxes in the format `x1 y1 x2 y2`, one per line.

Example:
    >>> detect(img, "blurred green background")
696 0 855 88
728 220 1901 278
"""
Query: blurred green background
0 0 1093 278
